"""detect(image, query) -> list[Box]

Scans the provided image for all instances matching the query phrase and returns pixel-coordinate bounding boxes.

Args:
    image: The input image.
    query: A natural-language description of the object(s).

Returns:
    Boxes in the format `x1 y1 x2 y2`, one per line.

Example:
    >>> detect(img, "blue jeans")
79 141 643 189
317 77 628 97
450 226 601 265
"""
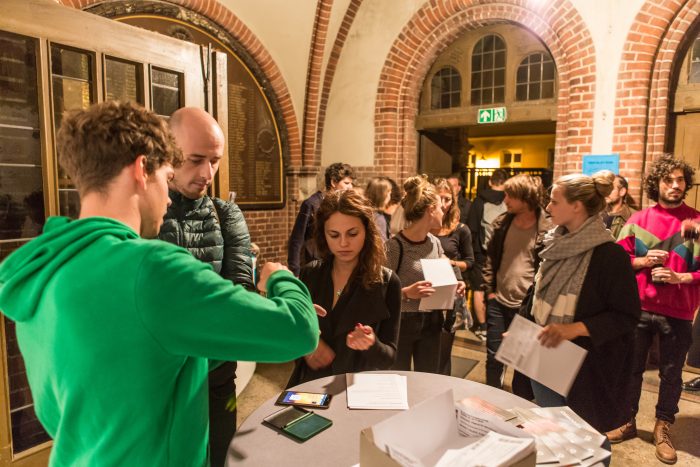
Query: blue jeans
486 298 518 387
530 379 566 407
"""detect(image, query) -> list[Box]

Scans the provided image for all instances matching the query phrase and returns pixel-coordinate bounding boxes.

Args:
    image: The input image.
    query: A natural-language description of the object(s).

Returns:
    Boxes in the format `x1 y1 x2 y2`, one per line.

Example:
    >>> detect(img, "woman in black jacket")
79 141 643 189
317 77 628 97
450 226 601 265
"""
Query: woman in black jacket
431 178 474 375
287 190 401 386
528 171 640 449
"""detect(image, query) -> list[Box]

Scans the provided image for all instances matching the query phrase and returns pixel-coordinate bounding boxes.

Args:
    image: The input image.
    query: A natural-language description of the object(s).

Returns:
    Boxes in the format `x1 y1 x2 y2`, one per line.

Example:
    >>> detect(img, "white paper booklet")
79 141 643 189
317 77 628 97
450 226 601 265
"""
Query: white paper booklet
435 432 536 467
346 373 408 410
495 314 587 396
419 258 457 310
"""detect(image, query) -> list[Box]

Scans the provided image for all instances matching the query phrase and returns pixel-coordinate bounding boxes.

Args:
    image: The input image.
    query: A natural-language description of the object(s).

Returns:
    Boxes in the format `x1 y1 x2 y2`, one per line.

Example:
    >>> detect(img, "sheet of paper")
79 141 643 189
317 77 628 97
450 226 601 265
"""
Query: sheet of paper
434 432 535 467
457 397 518 421
345 373 408 410
455 402 530 439
419 258 458 310
495 314 587 396
371 390 458 462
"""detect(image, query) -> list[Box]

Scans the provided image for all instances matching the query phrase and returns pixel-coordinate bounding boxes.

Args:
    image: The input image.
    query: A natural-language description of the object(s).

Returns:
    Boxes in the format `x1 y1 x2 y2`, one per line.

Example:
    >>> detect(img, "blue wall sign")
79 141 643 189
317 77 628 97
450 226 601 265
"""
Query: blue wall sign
582 154 620 176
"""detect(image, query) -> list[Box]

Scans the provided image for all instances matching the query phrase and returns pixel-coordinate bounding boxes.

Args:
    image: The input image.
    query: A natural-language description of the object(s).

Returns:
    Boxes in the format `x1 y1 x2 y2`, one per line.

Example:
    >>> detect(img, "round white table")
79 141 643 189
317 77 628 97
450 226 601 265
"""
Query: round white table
225 371 537 466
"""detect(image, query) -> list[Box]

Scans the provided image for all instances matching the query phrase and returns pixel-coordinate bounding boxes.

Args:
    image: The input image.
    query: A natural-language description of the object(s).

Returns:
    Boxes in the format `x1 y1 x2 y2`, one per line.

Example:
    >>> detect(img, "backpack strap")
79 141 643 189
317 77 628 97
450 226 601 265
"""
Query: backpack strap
392 236 404 274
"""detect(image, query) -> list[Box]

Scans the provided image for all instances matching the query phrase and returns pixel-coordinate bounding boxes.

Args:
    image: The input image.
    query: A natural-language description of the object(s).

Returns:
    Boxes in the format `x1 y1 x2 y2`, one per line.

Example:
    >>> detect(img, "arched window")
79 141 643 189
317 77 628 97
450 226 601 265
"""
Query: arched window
690 34 700 83
471 34 506 105
516 52 556 101
431 66 461 109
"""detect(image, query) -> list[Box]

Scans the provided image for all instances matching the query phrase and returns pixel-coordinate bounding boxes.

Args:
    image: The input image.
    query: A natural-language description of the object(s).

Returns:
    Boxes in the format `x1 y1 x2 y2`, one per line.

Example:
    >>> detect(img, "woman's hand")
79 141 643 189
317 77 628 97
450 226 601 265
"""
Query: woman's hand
304 339 335 369
403 280 435 299
455 281 466 297
346 323 376 351
537 322 588 348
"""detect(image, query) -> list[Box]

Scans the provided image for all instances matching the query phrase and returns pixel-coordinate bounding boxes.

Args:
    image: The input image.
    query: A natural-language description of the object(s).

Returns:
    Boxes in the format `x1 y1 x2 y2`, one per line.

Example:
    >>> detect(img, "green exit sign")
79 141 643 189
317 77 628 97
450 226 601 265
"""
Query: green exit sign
477 107 507 124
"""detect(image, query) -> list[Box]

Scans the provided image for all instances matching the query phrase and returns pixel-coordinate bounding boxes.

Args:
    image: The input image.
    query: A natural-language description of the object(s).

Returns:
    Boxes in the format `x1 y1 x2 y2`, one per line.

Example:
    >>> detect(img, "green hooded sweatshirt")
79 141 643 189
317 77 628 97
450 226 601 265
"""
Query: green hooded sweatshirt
0 217 319 466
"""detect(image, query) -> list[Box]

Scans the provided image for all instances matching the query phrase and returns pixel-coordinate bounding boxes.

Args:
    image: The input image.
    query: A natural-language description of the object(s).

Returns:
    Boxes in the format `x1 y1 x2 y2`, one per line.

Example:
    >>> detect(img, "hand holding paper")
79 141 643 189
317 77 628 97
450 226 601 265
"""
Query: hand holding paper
419 259 458 310
495 315 587 397
403 280 435 299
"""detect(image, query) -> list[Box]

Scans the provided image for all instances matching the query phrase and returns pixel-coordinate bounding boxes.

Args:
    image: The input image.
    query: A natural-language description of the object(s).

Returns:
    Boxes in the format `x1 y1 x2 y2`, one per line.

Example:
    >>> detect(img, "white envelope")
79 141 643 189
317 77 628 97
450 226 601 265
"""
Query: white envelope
419 258 458 310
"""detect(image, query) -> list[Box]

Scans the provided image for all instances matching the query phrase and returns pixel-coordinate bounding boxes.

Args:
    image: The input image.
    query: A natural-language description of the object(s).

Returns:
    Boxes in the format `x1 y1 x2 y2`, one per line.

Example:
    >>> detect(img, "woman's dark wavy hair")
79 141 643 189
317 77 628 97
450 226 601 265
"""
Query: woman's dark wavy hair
313 189 386 289
644 154 695 202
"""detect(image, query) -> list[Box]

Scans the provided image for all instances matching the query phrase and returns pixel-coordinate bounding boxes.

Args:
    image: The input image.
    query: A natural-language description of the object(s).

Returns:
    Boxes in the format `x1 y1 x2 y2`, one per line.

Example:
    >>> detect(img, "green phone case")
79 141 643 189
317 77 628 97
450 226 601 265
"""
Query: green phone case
263 406 332 442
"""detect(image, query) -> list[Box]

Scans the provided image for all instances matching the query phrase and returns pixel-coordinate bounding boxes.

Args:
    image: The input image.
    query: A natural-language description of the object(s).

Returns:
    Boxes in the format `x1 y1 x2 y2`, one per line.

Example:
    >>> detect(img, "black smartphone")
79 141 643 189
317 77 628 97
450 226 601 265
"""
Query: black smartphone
263 405 333 442
275 390 332 409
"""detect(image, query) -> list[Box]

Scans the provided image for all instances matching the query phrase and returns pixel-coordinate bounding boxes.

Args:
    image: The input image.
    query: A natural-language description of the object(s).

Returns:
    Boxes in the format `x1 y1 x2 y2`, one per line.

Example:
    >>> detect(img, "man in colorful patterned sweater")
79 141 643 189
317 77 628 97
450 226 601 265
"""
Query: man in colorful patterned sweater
608 155 700 465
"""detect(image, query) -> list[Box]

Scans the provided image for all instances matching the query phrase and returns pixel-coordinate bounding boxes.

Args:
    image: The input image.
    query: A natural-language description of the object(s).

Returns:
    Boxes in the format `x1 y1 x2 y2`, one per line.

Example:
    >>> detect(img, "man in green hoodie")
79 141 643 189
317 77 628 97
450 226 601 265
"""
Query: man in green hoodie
0 101 320 466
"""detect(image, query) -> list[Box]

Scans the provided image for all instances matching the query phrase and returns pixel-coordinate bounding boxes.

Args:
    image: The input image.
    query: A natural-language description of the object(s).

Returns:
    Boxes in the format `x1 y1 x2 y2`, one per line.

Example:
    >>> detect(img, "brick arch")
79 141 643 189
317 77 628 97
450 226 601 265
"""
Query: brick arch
375 0 597 182
315 0 364 166
59 0 303 167
613 0 700 196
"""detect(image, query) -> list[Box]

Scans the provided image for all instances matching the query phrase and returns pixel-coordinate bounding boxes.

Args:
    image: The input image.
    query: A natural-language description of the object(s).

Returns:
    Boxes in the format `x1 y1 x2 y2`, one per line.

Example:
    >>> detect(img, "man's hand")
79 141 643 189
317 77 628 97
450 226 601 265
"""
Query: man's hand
304 339 335 369
346 323 376 351
651 267 691 285
313 304 328 317
455 281 466 297
645 250 669 268
257 262 289 293
403 280 435 300
537 322 588 348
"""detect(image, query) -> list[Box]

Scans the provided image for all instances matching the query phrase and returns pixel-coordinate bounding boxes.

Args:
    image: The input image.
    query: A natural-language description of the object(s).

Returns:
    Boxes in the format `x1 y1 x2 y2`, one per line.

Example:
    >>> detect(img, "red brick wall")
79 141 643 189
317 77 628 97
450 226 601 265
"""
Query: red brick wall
375 0 597 183
612 0 700 203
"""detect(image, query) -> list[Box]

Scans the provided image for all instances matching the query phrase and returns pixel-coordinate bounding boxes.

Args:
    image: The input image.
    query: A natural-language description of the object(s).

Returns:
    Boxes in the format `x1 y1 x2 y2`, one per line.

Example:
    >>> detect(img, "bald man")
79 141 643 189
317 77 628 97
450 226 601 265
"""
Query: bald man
159 107 254 465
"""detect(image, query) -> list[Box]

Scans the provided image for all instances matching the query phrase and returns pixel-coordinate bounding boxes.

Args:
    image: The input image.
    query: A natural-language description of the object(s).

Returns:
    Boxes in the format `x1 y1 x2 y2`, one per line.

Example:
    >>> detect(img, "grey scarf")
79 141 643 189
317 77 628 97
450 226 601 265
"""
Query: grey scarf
532 215 614 325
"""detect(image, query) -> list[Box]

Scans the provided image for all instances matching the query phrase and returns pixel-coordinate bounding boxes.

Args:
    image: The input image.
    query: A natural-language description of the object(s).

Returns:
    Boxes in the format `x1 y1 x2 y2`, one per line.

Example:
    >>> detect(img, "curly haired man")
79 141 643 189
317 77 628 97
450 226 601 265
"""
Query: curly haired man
610 155 700 464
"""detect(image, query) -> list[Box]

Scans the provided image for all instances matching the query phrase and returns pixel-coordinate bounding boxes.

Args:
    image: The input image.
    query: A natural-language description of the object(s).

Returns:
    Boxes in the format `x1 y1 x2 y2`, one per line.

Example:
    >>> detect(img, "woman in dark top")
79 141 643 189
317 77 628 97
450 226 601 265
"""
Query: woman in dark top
431 178 474 375
366 177 393 242
525 171 640 461
287 190 401 386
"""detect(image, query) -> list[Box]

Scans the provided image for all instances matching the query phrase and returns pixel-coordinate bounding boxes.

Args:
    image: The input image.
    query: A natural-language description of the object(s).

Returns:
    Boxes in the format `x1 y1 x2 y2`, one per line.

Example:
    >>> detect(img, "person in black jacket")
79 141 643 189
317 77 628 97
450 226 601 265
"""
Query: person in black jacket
432 178 474 375
466 169 508 340
158 107 253 466
287 163 354 276
288 190 401 386
527 171 640 460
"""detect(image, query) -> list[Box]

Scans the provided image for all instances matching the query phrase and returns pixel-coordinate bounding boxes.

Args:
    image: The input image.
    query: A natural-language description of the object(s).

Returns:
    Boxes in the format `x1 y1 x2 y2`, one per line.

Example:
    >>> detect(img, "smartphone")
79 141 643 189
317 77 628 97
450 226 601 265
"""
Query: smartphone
275 390 332 409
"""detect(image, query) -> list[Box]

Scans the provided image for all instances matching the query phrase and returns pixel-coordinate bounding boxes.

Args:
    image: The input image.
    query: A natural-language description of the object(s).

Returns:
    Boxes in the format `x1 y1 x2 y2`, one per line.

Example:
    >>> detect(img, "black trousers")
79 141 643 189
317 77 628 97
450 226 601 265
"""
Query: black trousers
685 310 700 368
208 374 237 467
629 310 692 423
392 311 443 373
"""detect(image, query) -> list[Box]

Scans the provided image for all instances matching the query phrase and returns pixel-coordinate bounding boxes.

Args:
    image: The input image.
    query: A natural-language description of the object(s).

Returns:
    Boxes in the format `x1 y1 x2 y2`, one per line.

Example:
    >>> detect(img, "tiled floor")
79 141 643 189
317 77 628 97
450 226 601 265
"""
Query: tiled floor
236 330 700 466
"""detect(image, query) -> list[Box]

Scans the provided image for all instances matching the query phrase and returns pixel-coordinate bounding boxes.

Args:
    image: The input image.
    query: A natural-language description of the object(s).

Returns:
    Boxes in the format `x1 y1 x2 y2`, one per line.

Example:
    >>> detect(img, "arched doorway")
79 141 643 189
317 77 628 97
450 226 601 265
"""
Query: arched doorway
373 0 596 185
416 23 556 197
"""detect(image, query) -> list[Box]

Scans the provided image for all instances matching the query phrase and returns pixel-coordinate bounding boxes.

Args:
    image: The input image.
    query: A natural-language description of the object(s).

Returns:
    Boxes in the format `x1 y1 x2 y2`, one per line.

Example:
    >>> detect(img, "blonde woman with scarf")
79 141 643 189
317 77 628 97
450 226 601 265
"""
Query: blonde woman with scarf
527 171 640 448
